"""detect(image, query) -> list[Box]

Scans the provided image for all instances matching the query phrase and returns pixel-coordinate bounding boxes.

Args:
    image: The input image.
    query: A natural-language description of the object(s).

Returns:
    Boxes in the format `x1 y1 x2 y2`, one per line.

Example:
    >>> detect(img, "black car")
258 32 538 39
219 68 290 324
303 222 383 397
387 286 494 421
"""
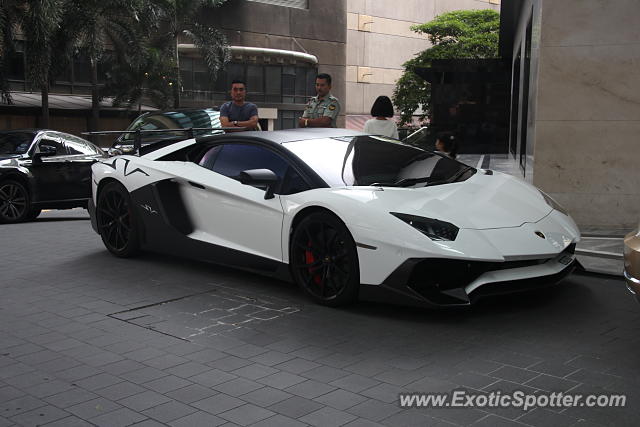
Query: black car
109 108 223 155
0 129 106 223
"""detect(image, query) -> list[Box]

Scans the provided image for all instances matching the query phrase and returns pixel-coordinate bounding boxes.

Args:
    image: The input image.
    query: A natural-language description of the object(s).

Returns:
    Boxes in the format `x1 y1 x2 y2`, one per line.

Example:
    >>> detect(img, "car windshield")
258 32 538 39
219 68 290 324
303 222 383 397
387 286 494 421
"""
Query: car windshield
120 109 223 143
284 135 474 187
0 132 34 155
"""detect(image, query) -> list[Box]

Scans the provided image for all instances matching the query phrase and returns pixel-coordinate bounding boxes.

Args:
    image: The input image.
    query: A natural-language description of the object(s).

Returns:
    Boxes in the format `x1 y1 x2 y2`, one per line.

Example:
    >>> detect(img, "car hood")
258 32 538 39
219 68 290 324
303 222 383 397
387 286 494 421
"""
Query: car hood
343 171 552 230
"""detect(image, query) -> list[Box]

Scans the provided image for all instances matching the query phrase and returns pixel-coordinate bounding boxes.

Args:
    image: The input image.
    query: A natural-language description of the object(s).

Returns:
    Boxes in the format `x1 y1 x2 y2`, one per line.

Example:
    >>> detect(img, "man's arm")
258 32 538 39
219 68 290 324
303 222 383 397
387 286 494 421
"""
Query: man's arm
299 116 332 128
235 115 259 130
220 116 233 127
219 102 232 127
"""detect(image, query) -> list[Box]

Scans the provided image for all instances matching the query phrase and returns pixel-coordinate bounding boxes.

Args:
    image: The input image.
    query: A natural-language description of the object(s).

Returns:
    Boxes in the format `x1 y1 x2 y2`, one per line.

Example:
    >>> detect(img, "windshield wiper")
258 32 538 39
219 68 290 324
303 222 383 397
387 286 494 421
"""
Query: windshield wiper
425 166 475 187
369 177 430 187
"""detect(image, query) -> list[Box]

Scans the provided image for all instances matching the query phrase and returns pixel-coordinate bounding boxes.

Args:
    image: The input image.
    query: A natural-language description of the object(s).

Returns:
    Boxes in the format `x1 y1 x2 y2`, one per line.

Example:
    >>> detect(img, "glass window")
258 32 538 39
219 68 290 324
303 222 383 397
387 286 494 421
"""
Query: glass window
0 132 34 155
284 136 472 187
265 66 281 103
210 144 289 183
247 65 264 94
36 137 65 156
64 134 102 155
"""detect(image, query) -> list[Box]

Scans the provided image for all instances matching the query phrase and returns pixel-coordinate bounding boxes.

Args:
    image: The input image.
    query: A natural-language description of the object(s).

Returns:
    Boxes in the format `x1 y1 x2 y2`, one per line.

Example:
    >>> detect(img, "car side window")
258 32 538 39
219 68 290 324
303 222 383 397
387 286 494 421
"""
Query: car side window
210 144 289 182
64 135 102 155
36 137 65 156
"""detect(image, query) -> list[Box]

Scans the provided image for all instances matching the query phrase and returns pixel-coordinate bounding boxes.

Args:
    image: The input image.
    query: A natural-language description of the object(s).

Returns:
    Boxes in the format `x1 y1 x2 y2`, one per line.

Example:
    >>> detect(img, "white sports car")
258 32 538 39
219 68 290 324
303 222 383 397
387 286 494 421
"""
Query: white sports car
89 128 580 307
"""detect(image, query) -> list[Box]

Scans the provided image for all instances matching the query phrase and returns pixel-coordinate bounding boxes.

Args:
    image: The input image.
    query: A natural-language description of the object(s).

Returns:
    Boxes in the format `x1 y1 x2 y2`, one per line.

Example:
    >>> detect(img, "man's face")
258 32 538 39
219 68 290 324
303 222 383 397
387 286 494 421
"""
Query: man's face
230 83 246 102
315 78 331 98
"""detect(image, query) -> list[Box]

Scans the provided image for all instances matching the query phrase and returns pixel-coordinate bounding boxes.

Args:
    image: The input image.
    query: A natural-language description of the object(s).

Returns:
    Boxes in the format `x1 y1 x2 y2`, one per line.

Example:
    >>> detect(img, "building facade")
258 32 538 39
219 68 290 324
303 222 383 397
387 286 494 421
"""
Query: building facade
345 0 500 129
503 0 640 228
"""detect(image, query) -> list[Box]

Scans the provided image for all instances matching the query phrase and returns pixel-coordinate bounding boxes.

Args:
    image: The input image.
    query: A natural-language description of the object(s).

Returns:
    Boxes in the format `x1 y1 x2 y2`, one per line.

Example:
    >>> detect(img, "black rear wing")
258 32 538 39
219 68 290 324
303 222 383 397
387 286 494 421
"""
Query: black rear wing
82 127 244 155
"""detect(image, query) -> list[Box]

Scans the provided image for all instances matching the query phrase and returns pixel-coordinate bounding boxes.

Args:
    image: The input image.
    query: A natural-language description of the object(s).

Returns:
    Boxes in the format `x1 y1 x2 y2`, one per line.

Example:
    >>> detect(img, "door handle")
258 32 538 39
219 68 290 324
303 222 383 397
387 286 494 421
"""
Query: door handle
188 181 205 189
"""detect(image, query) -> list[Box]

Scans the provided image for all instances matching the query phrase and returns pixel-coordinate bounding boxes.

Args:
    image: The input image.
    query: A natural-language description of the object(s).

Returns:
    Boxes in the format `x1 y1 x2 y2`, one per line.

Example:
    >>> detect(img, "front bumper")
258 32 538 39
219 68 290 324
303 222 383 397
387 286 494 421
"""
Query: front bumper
380 244 577 307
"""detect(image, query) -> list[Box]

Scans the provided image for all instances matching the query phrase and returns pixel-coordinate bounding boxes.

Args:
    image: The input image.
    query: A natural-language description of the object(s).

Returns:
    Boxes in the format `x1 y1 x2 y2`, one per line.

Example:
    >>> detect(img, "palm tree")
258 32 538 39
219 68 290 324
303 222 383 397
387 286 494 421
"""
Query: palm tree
150 0 230 108
58 0 149 132
24 0 64 128
0 0 23 104
1 0 63 127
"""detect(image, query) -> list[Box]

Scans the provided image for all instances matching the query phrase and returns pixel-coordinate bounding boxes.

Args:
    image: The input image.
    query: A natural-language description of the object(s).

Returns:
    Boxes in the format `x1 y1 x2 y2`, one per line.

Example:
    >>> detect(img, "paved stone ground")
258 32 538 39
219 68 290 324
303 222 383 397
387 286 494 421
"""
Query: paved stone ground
1 210 639 427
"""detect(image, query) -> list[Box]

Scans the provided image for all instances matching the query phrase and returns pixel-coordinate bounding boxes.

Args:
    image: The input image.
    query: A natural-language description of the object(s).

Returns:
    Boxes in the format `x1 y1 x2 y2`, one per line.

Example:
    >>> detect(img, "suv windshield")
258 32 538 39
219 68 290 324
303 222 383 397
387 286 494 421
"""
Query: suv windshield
119 109 223 144
284 135 474 187
0 132 34 155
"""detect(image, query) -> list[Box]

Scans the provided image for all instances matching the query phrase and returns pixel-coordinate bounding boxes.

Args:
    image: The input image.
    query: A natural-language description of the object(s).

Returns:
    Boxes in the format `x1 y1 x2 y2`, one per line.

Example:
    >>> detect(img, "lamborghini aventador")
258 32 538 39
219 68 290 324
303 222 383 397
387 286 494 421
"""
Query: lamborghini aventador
88 128 580 307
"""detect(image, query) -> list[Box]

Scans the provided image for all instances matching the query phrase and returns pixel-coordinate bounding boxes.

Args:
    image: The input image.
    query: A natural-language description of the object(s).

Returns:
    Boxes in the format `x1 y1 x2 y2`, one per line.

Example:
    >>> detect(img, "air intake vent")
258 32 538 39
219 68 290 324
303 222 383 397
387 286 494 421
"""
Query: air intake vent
247 0 308 9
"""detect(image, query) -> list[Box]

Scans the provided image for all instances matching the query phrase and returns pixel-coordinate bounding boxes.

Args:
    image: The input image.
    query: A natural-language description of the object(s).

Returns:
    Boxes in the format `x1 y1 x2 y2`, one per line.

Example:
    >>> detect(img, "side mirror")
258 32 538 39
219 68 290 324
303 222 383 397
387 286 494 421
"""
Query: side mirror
239 168 279 200
32 145 57 163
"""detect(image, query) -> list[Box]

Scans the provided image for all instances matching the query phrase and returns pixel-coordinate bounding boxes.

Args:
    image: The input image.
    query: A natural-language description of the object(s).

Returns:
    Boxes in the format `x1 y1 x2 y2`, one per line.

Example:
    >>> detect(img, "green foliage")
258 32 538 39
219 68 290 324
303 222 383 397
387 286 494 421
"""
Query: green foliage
393 9 500 126
0 0 230 111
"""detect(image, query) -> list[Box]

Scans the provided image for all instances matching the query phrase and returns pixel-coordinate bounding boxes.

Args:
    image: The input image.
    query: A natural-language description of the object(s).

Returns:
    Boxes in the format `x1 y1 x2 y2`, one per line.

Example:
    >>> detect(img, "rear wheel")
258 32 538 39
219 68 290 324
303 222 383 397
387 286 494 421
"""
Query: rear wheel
96 181 140 257
290 212 360 306
0 180 31 223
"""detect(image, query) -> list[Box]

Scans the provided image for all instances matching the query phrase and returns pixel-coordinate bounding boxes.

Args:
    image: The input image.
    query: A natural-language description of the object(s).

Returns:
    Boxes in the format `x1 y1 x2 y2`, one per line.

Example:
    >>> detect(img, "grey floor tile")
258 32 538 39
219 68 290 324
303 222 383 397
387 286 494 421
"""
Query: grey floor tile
299 406 358 427
142 400 198 423
143 375 193 394
346 399 402 422
8 404 69 426
329 374 381 393
258 371 307 389
66 398 122 419
168 411 226 427
268 396 324 419
314 389 368 410
192 393 245 415
213 377 264 397
117 390 172 412
90 407 147 427
165 384 218 404
285 379 336 399
242 387 293 407
251 414 308 427
219 403 276 426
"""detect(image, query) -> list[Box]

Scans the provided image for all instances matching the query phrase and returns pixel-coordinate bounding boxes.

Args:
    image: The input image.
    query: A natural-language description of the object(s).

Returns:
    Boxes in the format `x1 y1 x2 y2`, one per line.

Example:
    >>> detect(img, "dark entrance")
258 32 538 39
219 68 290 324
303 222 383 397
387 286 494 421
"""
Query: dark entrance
415 59 511 154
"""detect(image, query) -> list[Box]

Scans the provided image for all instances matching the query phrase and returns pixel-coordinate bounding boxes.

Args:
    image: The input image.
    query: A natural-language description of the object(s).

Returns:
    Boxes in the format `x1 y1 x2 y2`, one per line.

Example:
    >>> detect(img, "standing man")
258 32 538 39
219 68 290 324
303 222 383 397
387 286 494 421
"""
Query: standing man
298 73 340 128
220 80 260 131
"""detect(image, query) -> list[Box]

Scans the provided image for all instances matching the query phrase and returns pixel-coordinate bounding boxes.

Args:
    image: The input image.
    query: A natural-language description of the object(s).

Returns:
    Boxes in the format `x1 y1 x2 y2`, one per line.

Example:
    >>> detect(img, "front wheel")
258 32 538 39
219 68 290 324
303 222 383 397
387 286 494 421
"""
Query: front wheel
0 180 31 223
96 181 140 257
290 212 360 306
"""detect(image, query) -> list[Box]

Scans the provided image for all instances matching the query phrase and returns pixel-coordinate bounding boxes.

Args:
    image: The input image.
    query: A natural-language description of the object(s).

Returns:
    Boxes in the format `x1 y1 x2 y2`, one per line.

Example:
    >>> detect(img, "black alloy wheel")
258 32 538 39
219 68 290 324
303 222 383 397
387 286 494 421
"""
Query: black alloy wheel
0 180 31 223
96 181 140 257
290 212 360 306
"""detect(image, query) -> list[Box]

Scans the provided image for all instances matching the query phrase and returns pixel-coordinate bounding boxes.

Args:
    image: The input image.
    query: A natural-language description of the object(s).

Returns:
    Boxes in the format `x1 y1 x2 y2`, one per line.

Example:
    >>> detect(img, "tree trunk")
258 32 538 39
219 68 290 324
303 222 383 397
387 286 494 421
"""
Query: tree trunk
41 81 49 129
173 33 180 108
90 58 100 142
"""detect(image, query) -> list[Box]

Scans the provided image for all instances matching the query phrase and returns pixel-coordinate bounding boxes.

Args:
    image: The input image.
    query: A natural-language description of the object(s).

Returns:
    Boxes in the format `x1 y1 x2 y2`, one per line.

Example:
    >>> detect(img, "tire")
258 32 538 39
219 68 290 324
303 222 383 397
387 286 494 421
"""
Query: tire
96 181 140 257
290 212 360 306
0 180 32 224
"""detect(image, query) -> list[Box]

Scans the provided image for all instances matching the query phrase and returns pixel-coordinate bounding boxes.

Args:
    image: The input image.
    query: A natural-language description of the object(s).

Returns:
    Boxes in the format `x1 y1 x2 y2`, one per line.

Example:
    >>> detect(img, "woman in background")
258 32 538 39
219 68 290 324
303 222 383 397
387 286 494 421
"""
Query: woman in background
363 96 399 139
435 133 458 159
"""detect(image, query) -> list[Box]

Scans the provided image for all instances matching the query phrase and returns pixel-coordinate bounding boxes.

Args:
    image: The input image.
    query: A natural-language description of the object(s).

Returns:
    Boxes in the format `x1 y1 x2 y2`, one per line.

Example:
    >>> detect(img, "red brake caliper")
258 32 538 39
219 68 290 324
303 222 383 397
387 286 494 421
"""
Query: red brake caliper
305 240 322 285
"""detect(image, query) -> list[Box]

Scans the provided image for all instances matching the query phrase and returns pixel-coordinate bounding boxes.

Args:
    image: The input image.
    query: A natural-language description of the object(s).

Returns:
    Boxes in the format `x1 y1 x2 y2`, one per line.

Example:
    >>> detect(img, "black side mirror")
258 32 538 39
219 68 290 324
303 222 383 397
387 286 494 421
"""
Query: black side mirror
32 145 57 163
239 168 279 200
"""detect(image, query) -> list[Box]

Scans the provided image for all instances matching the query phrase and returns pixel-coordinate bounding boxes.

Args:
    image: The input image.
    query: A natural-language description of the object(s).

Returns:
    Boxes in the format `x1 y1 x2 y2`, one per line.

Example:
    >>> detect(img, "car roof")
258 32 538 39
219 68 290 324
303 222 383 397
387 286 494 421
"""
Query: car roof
202 128 368 145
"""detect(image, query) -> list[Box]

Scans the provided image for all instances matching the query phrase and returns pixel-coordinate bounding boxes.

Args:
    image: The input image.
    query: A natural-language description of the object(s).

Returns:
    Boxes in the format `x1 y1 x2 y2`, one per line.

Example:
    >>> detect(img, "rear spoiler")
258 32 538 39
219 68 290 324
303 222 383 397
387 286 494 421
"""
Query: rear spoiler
82 127 244 155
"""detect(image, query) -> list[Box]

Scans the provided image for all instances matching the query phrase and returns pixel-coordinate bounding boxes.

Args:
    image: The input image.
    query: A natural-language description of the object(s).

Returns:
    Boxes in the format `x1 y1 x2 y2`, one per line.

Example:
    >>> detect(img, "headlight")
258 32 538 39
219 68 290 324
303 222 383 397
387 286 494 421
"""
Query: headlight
539 190 568 216
390 212 459 241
